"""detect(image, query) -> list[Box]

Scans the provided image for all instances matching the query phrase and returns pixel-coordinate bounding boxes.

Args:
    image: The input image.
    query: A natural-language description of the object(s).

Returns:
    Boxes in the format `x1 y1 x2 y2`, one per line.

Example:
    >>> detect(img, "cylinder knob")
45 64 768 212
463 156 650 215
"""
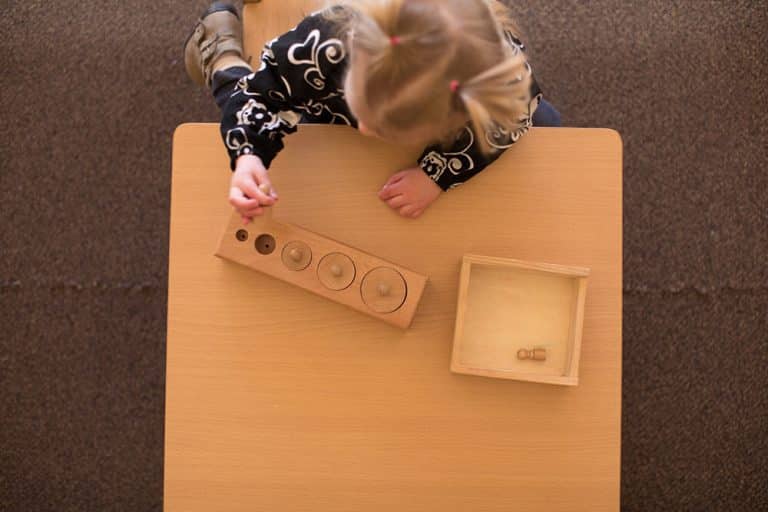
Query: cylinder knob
281 241 312 271
361 267 407 314
317 253 356 290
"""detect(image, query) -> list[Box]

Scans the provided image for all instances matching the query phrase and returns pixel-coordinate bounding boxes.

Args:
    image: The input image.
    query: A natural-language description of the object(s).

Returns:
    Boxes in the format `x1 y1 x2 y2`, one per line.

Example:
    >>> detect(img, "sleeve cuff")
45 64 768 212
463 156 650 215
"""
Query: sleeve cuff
418 151 455 191
228 145 278 171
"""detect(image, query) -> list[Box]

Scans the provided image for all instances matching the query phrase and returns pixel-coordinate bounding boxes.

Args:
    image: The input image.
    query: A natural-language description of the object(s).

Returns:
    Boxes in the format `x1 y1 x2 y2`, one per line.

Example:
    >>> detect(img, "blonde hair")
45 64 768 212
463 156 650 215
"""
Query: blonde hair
325 0 532 153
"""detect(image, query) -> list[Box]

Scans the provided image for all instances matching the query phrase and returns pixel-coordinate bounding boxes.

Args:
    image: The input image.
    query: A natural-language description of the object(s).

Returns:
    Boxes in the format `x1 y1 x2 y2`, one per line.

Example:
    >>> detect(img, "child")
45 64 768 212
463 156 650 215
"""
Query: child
184 0 561 222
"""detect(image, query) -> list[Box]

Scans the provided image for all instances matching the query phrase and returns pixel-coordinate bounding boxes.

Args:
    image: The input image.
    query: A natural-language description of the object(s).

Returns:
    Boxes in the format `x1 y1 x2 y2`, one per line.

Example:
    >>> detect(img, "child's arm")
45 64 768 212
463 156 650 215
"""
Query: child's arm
219 10 348 172
377 85 538 219
378 80 541 219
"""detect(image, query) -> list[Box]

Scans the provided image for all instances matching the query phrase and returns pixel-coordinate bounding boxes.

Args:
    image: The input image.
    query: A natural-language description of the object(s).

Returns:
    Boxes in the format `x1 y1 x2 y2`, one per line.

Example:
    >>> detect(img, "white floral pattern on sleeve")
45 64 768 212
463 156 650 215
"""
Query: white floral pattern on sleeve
287 29 346 91
420 128 477 184
219 10 355 169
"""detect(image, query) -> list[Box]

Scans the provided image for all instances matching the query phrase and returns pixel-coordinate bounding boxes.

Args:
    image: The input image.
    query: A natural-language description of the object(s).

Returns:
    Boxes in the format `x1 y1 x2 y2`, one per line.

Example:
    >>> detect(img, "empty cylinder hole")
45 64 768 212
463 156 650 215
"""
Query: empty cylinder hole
255 233 276 255
235 229 248 242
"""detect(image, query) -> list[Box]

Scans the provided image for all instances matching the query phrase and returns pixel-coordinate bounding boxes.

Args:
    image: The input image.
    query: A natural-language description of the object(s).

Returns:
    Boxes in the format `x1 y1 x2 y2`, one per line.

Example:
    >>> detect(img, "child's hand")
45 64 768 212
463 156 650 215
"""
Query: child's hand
229 154 278 224
378 168 441 218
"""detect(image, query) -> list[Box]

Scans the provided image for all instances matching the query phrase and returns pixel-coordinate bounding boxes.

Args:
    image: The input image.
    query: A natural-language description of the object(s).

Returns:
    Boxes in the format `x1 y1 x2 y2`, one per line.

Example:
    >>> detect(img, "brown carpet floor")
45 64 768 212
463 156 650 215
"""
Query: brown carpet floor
1 0 766 510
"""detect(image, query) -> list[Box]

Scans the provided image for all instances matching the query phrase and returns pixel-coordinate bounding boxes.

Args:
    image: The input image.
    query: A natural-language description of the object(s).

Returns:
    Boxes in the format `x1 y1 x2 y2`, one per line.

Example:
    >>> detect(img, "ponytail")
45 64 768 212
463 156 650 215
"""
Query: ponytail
333 0 406 69
455 48 532 153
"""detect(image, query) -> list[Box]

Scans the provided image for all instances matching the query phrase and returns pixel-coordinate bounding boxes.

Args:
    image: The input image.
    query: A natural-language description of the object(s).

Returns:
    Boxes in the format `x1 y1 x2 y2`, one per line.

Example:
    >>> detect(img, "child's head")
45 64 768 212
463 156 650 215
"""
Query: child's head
330 0 532 153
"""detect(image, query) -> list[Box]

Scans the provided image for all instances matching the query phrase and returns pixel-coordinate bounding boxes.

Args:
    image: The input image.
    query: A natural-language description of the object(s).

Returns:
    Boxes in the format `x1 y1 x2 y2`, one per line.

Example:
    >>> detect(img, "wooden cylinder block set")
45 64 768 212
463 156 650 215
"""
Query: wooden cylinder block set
217 189 587 381
215 207 427 329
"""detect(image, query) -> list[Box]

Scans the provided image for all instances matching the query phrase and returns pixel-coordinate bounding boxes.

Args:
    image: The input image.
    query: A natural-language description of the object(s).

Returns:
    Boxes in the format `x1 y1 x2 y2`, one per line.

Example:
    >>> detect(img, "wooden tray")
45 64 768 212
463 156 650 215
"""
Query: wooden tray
451 255 589 385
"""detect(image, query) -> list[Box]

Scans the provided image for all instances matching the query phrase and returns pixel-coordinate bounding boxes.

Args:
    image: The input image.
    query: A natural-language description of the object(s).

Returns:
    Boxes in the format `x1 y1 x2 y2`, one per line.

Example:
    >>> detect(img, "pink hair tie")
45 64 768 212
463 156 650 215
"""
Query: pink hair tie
389 35 401 46
449 79 460 93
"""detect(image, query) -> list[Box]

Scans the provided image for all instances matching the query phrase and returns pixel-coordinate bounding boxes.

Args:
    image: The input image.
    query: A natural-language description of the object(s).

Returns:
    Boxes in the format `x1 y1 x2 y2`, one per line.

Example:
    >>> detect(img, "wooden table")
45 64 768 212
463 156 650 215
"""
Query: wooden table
164 124 622 511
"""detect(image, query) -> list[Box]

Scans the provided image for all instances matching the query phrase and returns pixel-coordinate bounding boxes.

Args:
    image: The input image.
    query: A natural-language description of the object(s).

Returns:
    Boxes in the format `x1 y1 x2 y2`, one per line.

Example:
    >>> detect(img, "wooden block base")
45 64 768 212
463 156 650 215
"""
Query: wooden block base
216 212 428 329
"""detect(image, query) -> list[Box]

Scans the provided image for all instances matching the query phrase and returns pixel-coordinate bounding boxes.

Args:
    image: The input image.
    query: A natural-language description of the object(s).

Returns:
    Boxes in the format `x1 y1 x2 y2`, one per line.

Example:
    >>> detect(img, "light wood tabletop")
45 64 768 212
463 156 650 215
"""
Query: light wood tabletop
164 124 622 511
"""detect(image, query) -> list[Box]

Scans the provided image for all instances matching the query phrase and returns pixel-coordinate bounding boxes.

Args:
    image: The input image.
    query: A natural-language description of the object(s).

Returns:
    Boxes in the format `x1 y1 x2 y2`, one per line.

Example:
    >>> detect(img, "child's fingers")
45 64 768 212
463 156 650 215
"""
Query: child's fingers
409 209 424 219
257 177 279 199
255 188 276 206
386 195 407 209
398 204 417 217
240 181 262 200
379 182 403 200
385 170 409 186
379 172 408 197
256 180 278 204
241 204 265 217
242 182 277 207
229 190 260 210
252 168 279 199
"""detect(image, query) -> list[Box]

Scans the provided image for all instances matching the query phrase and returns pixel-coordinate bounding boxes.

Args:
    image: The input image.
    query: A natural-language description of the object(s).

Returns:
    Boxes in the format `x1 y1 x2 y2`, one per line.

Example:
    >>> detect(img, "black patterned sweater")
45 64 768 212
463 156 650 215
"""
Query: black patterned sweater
220 9 542 191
